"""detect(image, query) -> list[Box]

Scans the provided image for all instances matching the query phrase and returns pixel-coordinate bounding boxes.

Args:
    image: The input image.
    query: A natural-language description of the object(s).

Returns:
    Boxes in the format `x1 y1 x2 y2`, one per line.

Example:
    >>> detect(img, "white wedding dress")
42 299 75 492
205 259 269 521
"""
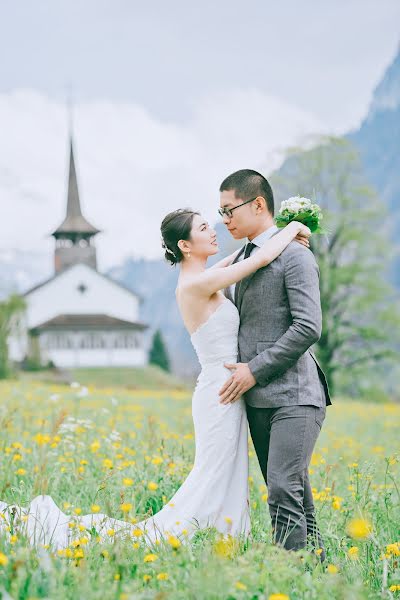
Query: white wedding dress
0 297 250 550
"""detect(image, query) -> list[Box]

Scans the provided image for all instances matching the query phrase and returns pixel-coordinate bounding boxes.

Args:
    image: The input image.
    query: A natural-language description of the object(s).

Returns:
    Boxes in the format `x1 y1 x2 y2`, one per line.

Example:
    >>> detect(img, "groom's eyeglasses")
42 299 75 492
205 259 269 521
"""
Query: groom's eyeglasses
218 196 258 219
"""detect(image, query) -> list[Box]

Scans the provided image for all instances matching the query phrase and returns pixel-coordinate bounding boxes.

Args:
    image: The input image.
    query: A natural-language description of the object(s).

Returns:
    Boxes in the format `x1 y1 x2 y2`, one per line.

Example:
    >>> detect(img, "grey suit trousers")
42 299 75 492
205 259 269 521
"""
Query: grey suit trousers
246 401 326 560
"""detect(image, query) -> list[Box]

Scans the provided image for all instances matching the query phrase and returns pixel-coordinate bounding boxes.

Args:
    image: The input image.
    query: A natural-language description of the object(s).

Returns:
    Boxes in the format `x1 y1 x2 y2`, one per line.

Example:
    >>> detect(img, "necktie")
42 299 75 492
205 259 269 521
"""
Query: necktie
235 242 256 305
243 241 256 260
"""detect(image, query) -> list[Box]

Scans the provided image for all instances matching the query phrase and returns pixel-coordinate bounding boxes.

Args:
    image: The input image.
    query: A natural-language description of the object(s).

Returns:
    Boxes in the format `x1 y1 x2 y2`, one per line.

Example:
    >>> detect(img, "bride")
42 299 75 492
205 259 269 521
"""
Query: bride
0 210 310 550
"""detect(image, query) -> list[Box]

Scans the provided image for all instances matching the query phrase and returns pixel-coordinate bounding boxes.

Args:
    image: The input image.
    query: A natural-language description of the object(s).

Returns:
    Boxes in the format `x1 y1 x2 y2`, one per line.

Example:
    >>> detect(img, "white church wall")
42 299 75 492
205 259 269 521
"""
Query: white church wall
37 329 147 368
25 264 140 328
40 347 146 368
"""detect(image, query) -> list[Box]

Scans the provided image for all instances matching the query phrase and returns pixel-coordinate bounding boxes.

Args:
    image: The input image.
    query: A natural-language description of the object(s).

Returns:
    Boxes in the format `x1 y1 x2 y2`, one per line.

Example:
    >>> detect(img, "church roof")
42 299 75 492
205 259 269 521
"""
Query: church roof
51 140 100 237
30 314 148 333
22 263 143 302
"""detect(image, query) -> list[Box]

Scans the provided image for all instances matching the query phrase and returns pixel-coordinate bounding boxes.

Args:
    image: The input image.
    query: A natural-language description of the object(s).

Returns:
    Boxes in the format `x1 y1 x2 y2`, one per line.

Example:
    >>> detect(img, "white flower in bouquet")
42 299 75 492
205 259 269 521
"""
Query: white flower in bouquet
275 195 325 233
280 197 312 214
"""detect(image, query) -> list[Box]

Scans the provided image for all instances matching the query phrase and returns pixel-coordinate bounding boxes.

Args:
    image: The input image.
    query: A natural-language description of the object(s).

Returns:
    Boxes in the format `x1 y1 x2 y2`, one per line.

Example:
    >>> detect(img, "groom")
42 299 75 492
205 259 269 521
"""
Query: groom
218 169 331 561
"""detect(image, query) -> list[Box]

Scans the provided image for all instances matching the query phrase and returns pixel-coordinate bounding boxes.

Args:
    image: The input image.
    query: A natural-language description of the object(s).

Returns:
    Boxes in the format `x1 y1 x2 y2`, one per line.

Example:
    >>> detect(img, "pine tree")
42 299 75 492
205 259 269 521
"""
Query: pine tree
149 329 170 372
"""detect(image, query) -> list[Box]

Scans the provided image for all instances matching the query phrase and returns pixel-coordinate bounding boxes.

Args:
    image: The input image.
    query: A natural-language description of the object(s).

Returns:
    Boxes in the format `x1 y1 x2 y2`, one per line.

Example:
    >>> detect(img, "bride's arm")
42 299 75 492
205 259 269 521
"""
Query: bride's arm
207 248 242 270
190 222 309 296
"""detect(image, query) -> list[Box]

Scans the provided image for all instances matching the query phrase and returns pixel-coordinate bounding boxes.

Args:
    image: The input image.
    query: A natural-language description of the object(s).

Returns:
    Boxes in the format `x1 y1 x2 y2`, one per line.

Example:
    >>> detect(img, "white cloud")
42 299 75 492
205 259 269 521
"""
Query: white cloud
0 88 327 269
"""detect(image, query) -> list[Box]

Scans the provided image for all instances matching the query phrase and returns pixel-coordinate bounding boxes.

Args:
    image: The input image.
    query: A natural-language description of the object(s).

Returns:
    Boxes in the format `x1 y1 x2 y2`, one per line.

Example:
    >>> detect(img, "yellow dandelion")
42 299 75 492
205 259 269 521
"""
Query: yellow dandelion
33 433 50 446
167 535 181 549
16 468 26 476
91 505 101 513
213 535 237 559
235 581 247 590
348 546 359 559
74 508 82 515
143 574 152 583
120 503 132 513
346 517 372 540
332 496 343 510
386 543 400 557
90 440 101 452
327 564 339 574
148 482 158 491
0 552 8 566
107 529 115 537
157 572 169 580
268 594 290 600
132 528 144 538
103 458 113 469
144 553 158 563
123 478 133 486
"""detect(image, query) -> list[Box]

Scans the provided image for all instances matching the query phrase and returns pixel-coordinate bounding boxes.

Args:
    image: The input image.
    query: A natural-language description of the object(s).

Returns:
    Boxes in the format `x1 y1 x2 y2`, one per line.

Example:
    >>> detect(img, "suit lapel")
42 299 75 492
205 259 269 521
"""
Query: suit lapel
237 269 258 312
237 228 281 311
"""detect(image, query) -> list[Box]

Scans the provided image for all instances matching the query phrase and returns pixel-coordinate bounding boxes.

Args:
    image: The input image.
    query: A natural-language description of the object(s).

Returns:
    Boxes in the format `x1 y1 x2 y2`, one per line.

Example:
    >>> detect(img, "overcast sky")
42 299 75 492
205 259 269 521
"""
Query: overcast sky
0 0 399 268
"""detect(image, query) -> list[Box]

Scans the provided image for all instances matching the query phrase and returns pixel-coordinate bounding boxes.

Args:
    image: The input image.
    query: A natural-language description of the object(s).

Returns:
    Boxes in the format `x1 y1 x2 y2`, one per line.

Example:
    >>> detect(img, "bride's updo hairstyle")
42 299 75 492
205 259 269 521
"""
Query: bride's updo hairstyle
161 208 199 266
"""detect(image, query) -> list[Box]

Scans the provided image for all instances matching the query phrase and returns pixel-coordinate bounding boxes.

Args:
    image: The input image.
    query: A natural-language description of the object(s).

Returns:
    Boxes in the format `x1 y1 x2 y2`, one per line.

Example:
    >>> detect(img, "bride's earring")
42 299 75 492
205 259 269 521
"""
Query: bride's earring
187 251 191 259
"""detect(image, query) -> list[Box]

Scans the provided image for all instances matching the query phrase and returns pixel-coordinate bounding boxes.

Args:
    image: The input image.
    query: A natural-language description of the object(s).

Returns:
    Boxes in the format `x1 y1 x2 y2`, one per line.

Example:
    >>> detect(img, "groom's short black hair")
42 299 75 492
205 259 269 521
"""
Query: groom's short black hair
219 169 274 216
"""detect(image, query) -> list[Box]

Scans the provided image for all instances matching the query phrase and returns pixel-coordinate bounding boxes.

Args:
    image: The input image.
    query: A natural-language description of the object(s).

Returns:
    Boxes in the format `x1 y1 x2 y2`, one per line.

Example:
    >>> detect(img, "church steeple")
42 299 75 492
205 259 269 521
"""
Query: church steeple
51 136 101 274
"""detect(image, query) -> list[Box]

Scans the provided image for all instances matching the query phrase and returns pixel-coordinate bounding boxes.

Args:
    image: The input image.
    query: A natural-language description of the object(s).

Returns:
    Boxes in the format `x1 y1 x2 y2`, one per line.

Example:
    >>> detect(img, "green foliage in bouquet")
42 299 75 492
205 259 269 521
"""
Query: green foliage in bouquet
275 196 325 233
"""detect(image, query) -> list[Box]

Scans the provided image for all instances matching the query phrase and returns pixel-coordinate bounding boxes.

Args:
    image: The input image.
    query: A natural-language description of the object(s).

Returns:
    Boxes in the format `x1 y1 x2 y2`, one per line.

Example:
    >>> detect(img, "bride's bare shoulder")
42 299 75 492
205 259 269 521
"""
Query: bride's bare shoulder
176 274 209 296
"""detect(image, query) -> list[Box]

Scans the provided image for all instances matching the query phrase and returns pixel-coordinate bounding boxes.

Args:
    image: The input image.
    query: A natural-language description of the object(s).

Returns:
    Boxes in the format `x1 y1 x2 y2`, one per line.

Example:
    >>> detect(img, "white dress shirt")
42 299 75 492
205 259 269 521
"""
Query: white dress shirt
230 225 279 300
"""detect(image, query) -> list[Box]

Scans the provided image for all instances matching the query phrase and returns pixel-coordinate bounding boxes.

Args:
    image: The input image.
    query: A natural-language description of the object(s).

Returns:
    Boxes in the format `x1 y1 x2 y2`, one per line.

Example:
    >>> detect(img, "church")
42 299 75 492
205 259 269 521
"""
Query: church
9 138 148 369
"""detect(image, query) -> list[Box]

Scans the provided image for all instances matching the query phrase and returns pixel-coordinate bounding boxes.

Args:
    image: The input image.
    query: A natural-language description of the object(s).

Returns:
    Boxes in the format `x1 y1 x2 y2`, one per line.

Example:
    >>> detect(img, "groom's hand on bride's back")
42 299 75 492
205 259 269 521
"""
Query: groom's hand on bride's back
219 363 256 404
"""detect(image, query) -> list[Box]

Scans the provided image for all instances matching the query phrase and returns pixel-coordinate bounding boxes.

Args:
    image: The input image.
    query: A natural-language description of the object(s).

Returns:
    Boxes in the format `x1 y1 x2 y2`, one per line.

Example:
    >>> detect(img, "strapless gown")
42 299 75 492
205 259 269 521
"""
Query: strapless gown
0 297 250 549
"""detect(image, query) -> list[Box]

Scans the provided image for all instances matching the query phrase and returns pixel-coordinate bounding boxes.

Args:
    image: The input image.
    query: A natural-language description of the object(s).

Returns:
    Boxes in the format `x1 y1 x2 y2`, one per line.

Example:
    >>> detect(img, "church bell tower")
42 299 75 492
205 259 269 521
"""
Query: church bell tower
51 138 101 274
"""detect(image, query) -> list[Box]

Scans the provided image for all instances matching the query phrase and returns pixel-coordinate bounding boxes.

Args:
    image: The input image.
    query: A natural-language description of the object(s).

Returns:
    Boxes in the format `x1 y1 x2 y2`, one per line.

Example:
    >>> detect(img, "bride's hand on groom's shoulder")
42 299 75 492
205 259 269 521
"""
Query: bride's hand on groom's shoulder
294 223 311 248
219 363 256 404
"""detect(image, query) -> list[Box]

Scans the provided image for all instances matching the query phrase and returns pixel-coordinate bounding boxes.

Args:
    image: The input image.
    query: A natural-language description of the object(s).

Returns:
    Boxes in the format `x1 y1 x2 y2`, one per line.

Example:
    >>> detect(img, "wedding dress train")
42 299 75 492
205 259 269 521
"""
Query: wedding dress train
0 297 250 550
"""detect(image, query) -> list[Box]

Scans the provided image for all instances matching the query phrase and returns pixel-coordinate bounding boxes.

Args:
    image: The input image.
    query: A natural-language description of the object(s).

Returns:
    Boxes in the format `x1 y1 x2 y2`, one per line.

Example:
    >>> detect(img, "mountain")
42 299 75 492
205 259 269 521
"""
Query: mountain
0 249 51 300
349 46 400 285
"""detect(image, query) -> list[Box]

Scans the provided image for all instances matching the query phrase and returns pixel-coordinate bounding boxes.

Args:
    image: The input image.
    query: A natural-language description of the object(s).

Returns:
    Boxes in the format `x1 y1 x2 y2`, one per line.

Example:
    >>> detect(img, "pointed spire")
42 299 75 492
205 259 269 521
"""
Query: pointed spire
52 124 100 237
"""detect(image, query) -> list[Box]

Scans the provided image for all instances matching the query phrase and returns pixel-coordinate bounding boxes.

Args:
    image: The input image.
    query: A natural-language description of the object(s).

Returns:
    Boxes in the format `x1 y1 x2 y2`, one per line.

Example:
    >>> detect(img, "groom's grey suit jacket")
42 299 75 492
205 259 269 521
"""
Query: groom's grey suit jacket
225 238 331 408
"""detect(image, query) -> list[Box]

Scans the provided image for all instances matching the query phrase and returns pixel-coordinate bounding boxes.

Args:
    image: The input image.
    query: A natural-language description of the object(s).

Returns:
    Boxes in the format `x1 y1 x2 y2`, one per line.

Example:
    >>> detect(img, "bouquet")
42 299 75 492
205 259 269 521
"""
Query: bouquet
275 196 325 234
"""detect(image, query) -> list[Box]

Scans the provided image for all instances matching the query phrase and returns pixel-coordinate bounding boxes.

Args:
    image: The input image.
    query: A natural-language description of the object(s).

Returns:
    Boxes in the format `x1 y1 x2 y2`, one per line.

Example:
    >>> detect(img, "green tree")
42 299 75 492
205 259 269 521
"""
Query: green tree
271 137 399 399
0 293 26 379
149 329 170 372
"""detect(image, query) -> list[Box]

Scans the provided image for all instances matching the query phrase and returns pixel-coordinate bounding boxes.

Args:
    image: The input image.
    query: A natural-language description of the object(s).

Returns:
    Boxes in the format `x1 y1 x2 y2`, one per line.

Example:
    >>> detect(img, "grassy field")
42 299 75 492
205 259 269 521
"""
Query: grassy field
0 378 399 599
18 365 190 390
